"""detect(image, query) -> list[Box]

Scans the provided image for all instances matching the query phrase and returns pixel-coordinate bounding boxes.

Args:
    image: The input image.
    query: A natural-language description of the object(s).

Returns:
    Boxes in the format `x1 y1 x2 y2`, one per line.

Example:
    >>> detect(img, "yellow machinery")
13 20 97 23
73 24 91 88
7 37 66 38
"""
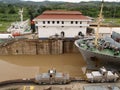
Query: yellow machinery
23 86 35 90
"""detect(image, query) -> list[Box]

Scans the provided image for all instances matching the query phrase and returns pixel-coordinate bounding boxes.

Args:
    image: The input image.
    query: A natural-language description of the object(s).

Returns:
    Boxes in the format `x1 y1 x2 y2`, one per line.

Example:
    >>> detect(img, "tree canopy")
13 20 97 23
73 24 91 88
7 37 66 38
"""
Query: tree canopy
0 1 120 22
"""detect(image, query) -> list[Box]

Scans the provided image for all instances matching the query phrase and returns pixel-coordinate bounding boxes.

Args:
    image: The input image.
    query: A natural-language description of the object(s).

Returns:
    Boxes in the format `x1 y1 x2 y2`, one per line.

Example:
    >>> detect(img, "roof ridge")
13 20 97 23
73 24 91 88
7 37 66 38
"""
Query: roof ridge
43 10 82 15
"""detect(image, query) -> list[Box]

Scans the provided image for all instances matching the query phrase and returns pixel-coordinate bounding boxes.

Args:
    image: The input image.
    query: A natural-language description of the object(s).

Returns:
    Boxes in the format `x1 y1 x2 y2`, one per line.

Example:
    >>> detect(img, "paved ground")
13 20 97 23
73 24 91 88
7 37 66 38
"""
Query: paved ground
1 81 120 90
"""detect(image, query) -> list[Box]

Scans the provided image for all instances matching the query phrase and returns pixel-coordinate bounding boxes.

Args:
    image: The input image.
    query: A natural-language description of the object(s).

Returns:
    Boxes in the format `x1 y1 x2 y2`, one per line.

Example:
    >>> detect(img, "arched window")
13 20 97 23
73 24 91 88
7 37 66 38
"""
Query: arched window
78 31 82 36
78 31 84 37
61 31 65 37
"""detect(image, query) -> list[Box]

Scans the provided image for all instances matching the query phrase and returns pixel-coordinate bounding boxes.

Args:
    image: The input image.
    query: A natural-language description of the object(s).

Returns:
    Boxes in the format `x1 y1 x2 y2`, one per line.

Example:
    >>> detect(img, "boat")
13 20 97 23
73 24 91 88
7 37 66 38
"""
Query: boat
75 0 120 69
7 8 31 36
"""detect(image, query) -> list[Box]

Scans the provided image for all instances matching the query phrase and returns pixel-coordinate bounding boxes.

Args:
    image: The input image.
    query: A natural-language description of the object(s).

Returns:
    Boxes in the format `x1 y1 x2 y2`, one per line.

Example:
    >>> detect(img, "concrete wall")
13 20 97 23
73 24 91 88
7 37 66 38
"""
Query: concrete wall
63 39 79 53
0 39 79 55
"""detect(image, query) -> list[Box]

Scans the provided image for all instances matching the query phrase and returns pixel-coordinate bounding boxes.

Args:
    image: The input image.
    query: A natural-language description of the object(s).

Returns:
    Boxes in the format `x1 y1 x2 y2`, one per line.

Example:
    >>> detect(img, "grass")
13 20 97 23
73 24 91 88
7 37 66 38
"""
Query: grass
0 13 29 33
0 13 19 33
103 18 120 26
0 21 12 33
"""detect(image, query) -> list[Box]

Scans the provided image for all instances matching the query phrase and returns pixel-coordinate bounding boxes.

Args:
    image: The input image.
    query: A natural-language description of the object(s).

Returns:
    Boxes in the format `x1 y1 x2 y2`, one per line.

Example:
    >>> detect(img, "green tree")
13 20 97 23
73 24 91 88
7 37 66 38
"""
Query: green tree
8 4 16 14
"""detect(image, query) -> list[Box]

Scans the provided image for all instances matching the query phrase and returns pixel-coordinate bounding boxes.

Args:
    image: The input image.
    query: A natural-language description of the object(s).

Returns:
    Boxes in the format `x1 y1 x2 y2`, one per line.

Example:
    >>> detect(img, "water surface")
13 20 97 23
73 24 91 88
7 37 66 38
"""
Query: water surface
0 53 86 81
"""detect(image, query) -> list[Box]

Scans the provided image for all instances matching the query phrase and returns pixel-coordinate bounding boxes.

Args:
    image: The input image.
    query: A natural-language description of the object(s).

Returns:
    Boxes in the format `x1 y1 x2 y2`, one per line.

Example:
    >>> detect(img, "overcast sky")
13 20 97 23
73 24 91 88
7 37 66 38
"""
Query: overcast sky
24 0 120 3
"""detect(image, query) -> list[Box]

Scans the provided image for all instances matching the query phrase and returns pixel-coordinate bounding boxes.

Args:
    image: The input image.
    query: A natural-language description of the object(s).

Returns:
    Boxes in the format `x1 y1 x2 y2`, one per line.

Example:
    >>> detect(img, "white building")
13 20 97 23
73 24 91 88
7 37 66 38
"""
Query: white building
91 27 120 38
34 10 91 39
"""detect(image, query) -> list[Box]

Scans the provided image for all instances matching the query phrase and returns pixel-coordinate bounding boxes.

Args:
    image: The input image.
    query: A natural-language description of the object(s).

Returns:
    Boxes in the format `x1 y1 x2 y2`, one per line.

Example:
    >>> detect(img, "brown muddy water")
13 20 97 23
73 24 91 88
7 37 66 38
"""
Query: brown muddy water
0 53 86 82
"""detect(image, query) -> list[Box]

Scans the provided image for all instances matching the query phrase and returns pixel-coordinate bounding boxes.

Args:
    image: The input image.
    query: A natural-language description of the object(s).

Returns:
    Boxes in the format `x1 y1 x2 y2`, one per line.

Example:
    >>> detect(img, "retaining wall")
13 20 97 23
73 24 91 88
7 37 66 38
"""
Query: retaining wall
0 39 79 55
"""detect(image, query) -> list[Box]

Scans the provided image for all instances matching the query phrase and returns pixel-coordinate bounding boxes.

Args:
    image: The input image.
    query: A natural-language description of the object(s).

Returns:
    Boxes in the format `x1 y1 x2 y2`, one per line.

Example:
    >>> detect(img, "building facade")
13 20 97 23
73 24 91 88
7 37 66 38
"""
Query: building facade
34 10 91 39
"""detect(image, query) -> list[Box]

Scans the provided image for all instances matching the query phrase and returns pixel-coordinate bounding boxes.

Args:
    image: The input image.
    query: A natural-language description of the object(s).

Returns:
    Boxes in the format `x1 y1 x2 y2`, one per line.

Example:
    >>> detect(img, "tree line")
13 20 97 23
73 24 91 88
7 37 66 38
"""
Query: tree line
0 1 120 22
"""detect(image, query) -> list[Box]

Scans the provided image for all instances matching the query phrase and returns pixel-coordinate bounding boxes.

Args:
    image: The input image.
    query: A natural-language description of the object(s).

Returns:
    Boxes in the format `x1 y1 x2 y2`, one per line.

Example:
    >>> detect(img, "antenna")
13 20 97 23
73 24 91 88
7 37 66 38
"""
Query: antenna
18 8 23 22
94 0 104 46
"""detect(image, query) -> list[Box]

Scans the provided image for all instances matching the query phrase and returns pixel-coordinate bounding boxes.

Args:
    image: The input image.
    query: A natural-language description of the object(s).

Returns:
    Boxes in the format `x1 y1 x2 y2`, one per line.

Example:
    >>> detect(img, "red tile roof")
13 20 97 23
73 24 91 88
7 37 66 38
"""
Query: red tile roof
43 10 82 15
35 10 89 20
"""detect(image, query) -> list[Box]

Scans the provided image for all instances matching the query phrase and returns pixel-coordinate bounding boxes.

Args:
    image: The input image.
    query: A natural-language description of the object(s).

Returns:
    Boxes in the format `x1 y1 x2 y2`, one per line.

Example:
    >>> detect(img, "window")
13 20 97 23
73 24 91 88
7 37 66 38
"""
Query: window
48 21 50 24
52 21 55 24
43 21 45 24
78 32 82 36
57 21 59 24
71 21 73 24
61 31 65 37
62 21 64 24
80 26 82 28
80 21 82 24
43 26 46 28
75 21 78 24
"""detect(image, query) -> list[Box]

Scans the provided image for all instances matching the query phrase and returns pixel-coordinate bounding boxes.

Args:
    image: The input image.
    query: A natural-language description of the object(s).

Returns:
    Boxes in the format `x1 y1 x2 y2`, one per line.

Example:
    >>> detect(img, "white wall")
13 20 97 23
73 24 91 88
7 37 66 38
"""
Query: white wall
90 27 120 38
34 19 90 38
38 26 86 38
91 27 120 35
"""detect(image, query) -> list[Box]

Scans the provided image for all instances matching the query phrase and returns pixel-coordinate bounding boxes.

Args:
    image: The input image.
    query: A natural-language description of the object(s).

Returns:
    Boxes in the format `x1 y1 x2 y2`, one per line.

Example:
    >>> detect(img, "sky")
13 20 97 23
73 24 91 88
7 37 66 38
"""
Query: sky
24 0 120 3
